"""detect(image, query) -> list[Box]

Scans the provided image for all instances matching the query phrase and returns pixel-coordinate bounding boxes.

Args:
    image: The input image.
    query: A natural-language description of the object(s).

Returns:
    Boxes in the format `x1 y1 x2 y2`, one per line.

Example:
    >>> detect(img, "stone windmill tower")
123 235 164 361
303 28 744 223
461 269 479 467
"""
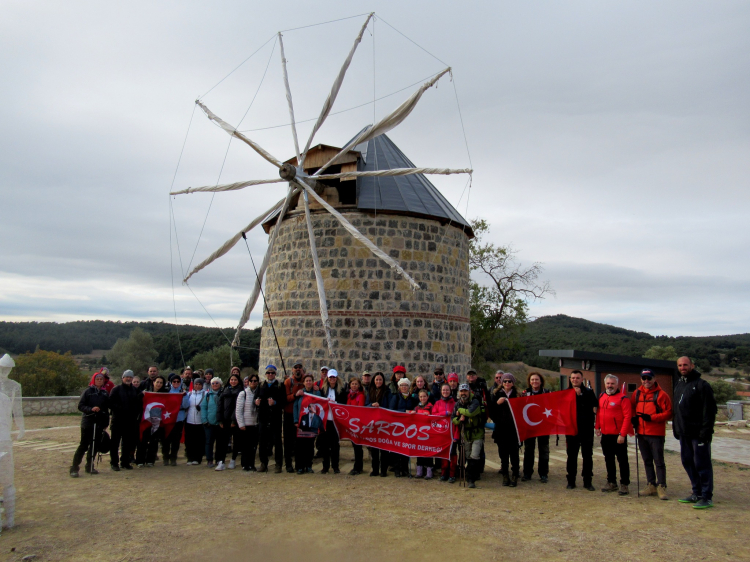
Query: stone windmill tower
172 14 474 377
258 134 474 376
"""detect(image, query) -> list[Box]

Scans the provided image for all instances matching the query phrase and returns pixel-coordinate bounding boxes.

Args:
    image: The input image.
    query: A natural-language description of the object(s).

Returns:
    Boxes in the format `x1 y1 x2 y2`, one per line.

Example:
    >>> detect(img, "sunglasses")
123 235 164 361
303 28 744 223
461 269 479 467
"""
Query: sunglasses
502 380 514 384
641 376 654 380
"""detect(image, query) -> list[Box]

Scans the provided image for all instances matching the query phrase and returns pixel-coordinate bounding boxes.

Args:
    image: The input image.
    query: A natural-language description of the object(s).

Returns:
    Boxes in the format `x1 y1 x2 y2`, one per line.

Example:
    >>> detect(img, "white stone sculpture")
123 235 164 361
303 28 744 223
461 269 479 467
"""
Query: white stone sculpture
0 353 24 529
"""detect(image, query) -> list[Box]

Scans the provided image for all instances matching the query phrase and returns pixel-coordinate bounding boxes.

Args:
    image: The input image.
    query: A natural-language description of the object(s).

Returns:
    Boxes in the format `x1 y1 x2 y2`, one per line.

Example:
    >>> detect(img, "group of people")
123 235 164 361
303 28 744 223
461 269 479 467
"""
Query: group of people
69 356 718 508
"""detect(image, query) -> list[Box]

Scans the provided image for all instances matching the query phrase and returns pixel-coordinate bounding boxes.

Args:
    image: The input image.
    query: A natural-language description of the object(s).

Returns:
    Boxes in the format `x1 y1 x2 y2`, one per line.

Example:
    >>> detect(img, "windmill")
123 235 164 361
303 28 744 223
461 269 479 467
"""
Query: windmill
170 13 473 361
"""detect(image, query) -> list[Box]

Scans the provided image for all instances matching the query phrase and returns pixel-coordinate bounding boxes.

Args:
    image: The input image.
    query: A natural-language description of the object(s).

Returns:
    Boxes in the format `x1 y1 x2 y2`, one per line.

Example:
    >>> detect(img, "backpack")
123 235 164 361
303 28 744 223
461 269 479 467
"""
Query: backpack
633 389 662 414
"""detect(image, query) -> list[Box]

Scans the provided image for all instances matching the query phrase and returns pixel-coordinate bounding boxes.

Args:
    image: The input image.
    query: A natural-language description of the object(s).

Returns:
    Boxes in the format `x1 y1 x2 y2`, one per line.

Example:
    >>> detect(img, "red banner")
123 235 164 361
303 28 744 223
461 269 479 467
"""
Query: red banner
140 392 184 439
304 395 452 459
507 389 578 443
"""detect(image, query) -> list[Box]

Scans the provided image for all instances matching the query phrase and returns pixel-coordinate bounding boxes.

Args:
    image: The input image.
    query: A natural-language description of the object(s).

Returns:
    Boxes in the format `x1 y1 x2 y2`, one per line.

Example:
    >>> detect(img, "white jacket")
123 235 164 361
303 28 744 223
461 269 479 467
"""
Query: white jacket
235 387 258 428
185 390 205 425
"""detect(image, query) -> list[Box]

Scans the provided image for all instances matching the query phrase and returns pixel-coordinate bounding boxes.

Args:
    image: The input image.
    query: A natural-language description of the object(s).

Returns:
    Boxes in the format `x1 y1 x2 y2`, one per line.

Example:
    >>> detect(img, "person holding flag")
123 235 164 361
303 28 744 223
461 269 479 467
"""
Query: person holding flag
521 373 551 483
566 370 598 491
489 372 520 487
596 374 633 495
293 374 322 474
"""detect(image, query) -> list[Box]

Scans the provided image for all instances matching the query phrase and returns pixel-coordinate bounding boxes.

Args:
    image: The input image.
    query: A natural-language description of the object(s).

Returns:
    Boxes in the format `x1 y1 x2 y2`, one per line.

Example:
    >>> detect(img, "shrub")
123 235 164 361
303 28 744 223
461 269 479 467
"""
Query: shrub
10 349 88 397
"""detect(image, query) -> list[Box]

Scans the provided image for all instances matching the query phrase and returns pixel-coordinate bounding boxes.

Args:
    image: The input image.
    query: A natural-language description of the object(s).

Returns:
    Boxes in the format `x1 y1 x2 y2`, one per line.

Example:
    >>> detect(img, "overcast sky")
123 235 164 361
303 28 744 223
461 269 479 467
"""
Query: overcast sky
2 1 748 338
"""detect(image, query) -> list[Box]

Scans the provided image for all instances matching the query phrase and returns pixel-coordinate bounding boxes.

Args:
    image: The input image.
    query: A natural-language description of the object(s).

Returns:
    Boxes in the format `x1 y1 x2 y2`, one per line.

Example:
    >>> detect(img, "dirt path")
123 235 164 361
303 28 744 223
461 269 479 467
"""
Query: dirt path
3 416 749 561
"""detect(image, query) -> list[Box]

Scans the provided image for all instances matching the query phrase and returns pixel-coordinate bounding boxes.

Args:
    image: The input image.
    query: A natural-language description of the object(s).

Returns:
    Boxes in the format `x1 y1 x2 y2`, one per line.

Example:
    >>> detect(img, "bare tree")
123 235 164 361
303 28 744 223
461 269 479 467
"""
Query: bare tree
469 219 554 364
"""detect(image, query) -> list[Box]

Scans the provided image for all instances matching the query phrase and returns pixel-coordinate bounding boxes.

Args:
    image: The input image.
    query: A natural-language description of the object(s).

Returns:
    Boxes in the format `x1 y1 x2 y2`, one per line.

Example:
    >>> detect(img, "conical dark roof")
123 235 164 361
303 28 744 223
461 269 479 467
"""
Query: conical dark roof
353 134 472 236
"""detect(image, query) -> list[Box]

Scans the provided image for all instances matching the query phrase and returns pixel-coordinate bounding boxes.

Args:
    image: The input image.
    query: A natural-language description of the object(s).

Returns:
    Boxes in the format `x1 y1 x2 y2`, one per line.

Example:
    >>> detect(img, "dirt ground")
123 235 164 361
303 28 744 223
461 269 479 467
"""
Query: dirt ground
3 415 749 562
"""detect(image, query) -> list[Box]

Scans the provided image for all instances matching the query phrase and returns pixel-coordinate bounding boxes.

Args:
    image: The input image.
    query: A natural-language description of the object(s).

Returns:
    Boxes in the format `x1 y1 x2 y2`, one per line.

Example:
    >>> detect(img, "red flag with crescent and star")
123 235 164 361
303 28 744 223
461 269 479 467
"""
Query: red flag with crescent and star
507 389 578 444
139 392 184 439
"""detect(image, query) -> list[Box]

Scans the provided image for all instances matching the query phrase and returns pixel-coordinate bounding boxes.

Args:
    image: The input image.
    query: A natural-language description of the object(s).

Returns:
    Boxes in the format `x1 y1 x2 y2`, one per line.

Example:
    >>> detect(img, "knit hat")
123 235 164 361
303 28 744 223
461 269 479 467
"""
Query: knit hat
122 370 134 378
205 368 214 375
398 378 410 387
447 373 459 383
501 373 516 384
393 365 406 374
167 373 180 382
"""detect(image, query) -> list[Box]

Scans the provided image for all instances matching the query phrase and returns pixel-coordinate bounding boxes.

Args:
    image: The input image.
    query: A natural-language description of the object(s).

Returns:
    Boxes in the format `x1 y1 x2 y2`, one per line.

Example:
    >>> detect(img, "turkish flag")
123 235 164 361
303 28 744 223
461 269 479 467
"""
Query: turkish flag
298 393 330 426
139 392 184 439
507 389 578 444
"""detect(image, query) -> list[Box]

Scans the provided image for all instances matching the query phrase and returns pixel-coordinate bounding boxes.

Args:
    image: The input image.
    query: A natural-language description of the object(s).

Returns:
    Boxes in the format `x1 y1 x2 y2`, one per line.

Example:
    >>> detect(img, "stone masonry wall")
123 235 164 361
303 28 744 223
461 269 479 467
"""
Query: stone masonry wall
259 211 471 377
23 396 79 416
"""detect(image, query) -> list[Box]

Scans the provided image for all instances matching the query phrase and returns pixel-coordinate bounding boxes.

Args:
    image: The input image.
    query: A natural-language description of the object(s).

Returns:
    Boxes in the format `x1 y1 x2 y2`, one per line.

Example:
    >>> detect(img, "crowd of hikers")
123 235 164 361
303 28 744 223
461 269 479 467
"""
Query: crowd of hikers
69 356 717 508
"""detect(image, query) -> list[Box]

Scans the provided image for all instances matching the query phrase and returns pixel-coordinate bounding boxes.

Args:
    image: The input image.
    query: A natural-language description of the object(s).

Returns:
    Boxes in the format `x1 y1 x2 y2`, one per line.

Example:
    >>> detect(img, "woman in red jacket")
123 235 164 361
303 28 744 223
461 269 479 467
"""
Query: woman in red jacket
432 383 457 483
412 389 435 479
347 377 366 475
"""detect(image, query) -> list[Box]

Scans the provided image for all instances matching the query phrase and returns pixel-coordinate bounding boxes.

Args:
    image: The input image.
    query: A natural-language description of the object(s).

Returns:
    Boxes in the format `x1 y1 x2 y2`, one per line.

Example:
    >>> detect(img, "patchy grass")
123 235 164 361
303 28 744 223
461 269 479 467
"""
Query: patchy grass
3 416 750 561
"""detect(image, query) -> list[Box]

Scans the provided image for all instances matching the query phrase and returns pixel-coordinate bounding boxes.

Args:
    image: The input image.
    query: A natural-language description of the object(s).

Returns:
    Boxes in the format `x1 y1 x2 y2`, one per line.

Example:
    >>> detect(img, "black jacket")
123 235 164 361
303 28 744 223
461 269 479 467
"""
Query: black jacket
256 380 286 422
430 381 446 403
218 385 243 426
673 370 717 442
139 378 157 392
573 385 597 435
78 386 110 429
389 392 417 412
489 386 518 443
109 383 142 426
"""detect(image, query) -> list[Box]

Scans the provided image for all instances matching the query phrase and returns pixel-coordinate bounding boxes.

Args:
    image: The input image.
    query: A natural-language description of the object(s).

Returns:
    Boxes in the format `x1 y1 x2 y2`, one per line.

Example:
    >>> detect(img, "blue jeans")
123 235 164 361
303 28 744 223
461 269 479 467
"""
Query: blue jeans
679 437 713 500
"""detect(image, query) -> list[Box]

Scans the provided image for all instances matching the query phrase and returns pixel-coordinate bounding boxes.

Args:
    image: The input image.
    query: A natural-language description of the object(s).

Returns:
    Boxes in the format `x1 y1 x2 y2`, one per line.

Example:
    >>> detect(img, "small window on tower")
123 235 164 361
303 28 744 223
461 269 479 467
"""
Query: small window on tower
627 383 637 392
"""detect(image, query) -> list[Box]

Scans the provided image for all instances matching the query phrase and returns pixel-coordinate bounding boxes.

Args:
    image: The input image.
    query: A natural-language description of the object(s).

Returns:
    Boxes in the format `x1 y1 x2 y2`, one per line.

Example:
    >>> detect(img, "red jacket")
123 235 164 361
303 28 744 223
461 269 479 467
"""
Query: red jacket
432 396 458 441
596 390 633 437
284 377 305 414
89 372 114 395
631 382 673 436
346 390 366 407
413 402 433 415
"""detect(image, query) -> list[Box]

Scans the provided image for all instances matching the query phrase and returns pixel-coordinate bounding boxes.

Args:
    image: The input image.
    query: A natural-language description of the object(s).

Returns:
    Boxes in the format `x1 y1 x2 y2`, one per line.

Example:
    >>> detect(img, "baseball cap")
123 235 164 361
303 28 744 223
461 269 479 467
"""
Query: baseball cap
459 383 470 391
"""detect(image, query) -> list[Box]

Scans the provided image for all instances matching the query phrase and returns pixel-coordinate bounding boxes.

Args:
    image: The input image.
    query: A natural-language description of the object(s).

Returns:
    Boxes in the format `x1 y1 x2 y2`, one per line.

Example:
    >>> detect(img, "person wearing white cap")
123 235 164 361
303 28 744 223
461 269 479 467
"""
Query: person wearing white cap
319 369 347 474
388 378 416 477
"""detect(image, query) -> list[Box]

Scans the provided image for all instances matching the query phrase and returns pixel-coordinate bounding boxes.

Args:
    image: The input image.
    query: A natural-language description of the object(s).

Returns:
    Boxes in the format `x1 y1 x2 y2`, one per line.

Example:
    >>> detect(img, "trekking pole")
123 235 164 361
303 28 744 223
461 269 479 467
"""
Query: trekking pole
634 430 640 498
89 422 97 473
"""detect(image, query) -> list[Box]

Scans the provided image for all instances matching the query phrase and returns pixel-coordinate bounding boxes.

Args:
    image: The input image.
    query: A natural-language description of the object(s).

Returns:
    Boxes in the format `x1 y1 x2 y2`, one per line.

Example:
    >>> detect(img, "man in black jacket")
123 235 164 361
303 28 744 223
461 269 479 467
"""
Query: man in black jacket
255 365 286 473
674 357 717 509
108 370 141 471
70 374 110 477
565 370 598 491
139 366 159 392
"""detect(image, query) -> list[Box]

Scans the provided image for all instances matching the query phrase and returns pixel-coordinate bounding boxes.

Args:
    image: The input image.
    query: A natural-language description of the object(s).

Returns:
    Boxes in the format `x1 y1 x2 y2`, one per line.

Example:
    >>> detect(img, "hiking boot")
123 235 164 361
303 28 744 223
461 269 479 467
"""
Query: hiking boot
618 484 629 496
110 464 120 472
657 485 669 500
163 458 170 467
502 473 510 487
643 483 657 496
394 470 402 478
121 464 133 470
297 469 305 475
693 499 713 509
467 480 476 489
85 466 99 475
69 466 79 478
170 459 177 467
274 465 283 474
258 464 268 473
448 477 456 484
601 482 618 493
321 468 329 474
286 466 294 473
540 476 548 483
509 476 518 488
679 494 699 504
379 471 388 478
439 475 449 482
584 484 596 492
566 484 576 490
521 475 530 482
370 470 379 477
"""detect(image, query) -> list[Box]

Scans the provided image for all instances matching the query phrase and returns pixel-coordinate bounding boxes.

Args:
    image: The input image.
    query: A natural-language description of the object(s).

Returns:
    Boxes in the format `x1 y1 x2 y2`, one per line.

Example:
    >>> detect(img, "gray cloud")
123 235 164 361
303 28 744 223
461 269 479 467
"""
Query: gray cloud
1 1 748 337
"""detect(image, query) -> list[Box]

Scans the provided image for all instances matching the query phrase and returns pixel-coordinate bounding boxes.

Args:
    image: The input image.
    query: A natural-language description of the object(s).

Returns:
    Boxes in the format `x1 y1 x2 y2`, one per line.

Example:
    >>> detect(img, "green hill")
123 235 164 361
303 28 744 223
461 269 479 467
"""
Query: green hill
0 320 262 370
517 315 750 372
